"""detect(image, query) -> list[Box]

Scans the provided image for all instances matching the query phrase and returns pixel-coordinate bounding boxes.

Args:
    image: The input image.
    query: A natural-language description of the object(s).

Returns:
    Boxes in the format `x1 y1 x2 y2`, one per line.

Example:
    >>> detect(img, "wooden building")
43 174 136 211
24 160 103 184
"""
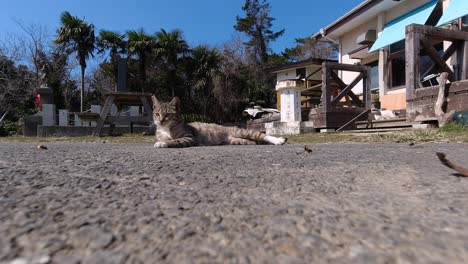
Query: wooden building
273 0 468 131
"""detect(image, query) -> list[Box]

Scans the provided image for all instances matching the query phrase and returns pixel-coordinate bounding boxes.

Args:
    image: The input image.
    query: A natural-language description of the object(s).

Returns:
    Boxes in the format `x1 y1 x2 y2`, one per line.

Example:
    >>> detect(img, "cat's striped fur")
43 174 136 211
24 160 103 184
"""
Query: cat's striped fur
152 96 286 148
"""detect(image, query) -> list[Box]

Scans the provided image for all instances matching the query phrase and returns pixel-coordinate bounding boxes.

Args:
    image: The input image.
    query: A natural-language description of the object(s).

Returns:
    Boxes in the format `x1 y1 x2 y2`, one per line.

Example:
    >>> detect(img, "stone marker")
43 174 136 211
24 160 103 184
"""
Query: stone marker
74 114 82 127
58 110 69 126
41 104 56 126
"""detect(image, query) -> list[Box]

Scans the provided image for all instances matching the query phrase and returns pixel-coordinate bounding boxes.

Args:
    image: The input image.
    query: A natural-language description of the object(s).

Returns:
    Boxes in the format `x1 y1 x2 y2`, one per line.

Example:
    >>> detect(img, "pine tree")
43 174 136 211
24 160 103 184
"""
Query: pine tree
234 0 284 64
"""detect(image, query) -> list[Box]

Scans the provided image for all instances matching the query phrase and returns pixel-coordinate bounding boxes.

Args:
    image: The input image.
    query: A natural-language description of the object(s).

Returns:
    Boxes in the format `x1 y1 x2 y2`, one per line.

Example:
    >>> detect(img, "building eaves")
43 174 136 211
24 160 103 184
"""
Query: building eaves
310 0 385 41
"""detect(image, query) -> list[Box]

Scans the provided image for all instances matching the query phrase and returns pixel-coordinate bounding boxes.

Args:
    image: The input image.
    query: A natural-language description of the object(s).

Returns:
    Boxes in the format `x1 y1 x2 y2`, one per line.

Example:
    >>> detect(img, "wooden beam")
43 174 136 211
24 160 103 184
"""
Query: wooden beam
301 83 322 94
420 37 455 81
305 67 322 81
330 71 363 106
325 62 370 72
336 109 370 131
407 24 468 42
331 72 364 105
93 95 115 136
421 41 460 79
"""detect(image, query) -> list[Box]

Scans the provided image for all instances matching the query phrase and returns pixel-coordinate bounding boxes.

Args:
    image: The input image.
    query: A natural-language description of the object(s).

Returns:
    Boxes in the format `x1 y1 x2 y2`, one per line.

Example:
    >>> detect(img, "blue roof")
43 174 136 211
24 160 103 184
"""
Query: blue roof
368 0 438 53
437 0 468 26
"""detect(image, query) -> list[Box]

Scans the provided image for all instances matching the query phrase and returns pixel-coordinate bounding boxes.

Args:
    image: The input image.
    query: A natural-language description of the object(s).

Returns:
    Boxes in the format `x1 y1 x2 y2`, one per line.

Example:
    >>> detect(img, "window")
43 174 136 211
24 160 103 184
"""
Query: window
388 40 406 88
366 61 379 90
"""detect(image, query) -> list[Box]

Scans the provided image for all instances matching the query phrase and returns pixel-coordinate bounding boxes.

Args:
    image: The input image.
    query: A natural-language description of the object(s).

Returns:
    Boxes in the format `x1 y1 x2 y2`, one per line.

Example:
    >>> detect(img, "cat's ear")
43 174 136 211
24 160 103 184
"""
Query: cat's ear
151 95 161 110
169 97 180 111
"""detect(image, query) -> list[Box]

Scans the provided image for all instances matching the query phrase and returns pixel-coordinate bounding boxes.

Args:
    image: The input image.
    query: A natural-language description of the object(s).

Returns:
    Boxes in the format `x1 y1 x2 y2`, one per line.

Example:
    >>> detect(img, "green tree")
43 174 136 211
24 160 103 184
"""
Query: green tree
190 46 221 116
55 11 95 112
37 46 74 110
283 37 338 62
154 29 190 97
234 0 284 64
126 29 155 92
96 30 127 86
0 55 36 132
97 30 127 60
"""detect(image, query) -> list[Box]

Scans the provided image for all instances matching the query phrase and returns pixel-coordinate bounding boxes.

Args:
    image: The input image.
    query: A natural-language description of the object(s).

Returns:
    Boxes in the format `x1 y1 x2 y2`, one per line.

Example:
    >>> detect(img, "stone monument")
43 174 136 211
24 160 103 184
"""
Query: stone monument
264 80 315 135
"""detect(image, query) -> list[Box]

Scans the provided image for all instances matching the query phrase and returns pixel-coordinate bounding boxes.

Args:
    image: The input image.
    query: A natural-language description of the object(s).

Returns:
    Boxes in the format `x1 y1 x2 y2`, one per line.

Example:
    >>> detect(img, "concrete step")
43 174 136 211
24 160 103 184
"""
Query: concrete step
356 118 413 129
344 127 413 133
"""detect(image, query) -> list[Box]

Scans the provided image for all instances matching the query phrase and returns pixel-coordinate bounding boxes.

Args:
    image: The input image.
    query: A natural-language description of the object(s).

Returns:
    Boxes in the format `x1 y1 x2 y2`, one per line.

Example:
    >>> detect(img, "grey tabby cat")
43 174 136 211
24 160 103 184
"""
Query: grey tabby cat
152 96 287 148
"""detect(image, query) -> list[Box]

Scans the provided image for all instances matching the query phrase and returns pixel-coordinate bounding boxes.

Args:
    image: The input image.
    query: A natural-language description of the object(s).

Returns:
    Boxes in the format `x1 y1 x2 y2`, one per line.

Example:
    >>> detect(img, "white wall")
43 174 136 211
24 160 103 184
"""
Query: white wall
276 69 297 82
305 66 322 81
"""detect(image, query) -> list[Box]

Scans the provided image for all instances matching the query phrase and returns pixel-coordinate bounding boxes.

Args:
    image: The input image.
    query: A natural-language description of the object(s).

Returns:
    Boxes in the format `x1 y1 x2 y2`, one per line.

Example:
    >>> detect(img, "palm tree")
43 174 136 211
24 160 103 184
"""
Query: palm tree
96 30 126 87
55 11 95 112
190 46 221 116
126 29 155 92
154 29 190 97
97 30 126 60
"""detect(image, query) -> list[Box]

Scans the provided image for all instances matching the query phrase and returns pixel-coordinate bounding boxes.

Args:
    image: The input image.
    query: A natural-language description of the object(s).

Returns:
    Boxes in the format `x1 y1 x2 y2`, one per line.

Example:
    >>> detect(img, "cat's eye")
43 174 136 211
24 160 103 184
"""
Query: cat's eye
155 113 160 117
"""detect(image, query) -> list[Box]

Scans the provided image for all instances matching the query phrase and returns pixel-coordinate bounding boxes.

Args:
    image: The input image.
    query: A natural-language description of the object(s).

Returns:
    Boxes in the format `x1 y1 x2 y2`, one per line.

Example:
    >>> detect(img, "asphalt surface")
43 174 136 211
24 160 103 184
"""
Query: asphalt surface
0 142 467 264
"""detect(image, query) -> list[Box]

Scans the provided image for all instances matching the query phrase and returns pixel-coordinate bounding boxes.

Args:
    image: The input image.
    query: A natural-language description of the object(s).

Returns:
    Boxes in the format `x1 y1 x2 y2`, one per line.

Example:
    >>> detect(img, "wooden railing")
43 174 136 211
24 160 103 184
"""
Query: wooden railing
319 62 371 113
405 24 468 101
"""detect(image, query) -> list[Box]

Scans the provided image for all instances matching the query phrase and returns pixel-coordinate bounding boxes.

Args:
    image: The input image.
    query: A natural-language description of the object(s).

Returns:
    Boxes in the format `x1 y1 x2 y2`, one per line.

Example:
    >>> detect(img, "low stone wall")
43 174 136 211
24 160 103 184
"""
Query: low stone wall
37 126 149 137
265 121 316 135
23 115 43 137
407 80 468 122
246 116 280 132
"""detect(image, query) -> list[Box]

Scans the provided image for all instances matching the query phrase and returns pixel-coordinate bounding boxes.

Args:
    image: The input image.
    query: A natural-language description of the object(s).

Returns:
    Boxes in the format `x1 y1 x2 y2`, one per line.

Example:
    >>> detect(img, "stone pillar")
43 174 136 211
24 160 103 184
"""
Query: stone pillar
74 114 82 127
58 110 69 126
36 87 54 109
41 104 56 126
278 87 302 122
117 58 128 92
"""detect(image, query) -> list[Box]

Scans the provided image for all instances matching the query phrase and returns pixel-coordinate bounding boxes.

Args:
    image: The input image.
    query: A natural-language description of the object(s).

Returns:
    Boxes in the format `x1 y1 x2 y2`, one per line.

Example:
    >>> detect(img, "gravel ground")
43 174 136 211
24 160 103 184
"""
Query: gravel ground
0 141 468 264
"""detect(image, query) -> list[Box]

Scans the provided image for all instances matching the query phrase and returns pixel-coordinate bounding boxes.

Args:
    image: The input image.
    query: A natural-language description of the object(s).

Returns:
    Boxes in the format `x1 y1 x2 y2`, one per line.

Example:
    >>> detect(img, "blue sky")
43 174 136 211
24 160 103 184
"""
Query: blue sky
0 0 363 53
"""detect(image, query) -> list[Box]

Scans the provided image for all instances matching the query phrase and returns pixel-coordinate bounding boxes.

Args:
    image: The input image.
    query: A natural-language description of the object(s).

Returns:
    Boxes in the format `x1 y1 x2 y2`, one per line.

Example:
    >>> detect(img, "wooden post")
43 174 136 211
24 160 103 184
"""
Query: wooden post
378 49 388 98
363 67 372 110
463 41 468 80
322 63 331 113
406 24 421 101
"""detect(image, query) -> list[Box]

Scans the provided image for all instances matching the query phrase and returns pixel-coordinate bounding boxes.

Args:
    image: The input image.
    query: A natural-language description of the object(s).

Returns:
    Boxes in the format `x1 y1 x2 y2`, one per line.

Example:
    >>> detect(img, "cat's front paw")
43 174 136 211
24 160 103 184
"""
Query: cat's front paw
154 141 168 148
